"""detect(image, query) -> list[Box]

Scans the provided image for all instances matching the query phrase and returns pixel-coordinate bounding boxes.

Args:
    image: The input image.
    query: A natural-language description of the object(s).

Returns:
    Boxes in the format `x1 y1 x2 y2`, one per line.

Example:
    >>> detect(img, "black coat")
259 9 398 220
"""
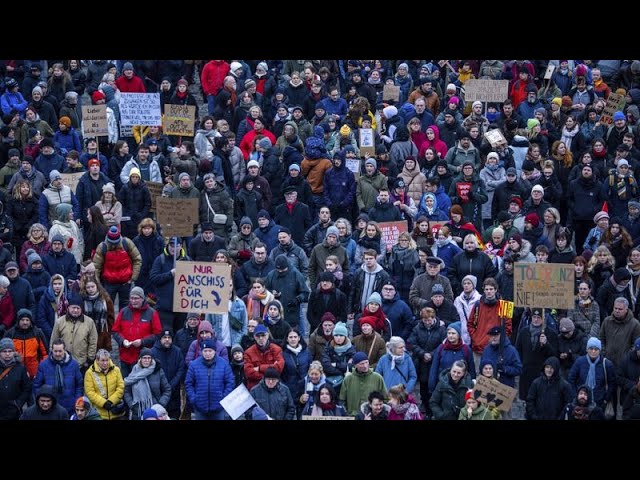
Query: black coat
525 357 574 420
407 321 447 382
0 359 31 420
274 202 312 247
515 325 559 400
307 287 347 332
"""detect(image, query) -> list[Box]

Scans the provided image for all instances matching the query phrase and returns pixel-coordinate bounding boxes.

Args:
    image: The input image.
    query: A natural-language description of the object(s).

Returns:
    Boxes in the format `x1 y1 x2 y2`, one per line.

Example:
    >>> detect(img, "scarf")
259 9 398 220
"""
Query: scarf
529 323 543 346
368 76 381 86
390 352 404 371
483 295 498 306
84 293 108 332
286 344 302 355
560 126 578 151
55 291 69 318
176 89 187 100
286 200 297 214
586 355 600 390
263 314 280 327
0 354 18 369
442 340 463 351
319 285 334 294
333 338 352 355
331 268 343 281
577 295 592 308
247 290 269 320
391 401 422 420
124 360 156 419
50 352 69 394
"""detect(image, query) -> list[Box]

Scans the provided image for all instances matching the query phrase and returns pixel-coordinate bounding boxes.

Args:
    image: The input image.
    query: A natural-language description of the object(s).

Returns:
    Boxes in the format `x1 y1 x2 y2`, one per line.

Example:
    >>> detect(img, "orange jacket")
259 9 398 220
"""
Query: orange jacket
243 342 284 390
467 299 512 354
6 326 48 378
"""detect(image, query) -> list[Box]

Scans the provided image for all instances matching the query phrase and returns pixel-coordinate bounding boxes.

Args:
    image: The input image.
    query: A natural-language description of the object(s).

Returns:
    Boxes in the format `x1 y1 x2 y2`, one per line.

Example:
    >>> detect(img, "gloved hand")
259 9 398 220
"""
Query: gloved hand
496 363 505 375
238 249 252 260
287 298 300 308
103 400 113 411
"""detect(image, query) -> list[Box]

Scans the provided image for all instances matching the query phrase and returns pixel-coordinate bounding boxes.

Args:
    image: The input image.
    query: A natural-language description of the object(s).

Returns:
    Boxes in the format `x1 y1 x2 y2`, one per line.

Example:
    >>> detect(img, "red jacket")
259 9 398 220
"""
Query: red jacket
0 293 15 331
201 60 230 96
115 75 146 93
467 299 512 354
112 302 162 365
243 342 284 390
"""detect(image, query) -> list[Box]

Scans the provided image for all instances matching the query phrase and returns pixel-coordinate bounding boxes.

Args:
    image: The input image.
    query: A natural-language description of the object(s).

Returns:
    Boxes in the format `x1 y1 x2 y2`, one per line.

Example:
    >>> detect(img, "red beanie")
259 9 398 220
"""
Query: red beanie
359 316 377 328
92 90 106 103
524 213 540 228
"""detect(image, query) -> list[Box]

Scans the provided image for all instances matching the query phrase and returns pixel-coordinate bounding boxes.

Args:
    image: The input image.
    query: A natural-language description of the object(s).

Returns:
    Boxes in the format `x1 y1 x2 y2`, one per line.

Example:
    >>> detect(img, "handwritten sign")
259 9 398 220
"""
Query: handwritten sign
156 197 199 237
163 104 196 136
383 85 400 102
359 128 375 158
120 123 133 138
514 263 574 310
60 172 82 193
456 182 471 202
463 79 510 103
600 93 625 125
146 181 164 212
120 93 162 126
301 415 354 420
173 261 231 314
81 105 108 136
220 384 256 420
484 128 507 148
473 375 517 412
378 221 408 253
346 158 360 179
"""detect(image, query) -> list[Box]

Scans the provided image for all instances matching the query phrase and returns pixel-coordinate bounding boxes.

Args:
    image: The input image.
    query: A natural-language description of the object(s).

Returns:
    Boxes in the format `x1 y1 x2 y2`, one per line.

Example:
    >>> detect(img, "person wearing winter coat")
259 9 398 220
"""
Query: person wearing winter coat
375 336 417 393
7 158 47 198
5 308 48 379
83 349 125 420
250 367 296 420
119 144 162 186
557 318 588 378
20 384 68 421
0 337 32 420
281 328 312 410
117 168 151 239
429 360 474 420
356 158 388 213
48 203 84 265
458 389 496 421
185 339 235 420
563 384 606 420
599 296 640 368
428 322 475 393
36 273 67 343
50 293 98 370
448 162 488 231
131 218 164 296
526 356 574 420
568 337 617 410
32 338 83 415
124 348 171 420
205 287 248 350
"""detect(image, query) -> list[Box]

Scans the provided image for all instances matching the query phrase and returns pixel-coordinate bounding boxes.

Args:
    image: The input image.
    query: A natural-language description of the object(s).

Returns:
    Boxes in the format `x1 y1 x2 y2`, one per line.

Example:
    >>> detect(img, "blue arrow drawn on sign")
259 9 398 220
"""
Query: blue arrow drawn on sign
211 290 221 306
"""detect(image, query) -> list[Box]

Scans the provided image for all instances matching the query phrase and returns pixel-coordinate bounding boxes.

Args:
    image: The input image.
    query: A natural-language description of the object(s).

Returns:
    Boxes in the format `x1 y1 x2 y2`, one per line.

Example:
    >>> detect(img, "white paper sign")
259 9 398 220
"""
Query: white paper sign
119 93 162 126
220 384 256 420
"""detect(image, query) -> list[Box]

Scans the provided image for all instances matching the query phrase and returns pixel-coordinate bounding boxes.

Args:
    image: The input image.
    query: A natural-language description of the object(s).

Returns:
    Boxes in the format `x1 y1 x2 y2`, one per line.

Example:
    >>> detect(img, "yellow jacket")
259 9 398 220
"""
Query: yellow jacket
84 359 125 420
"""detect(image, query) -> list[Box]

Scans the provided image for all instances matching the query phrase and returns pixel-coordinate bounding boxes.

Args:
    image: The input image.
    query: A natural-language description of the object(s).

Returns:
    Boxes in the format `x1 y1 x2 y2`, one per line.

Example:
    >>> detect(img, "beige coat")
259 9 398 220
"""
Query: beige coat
50 314 98 367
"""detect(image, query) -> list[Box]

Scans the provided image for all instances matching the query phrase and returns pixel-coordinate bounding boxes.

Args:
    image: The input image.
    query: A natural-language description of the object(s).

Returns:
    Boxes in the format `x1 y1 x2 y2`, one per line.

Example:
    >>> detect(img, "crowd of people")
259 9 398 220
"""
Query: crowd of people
1 59 640 420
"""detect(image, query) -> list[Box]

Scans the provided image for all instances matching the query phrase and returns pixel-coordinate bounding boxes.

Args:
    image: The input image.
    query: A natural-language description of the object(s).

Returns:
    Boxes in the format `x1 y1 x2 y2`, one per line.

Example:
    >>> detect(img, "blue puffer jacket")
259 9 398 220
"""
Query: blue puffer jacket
53 128 82 154
32 352 83 414
185 355 235 414
381 294 415 340
42 248 78 281
254 220 280 253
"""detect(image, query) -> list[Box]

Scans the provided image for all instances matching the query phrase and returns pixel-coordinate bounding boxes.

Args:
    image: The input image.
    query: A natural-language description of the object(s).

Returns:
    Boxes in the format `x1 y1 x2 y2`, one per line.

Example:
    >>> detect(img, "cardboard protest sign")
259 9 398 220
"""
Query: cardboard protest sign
345 158 360 179
163 104 196 136
146 181 164 212
173 261 232 314
359 128 375 158
119 93 162 126
484 128 507 148
220 384 256 420
514 263 574 310
301 415 354 420
60 172 82 193
383 85 400 102
600 93 625 125
81 105 108 136
473 375 517 412
544 64 556 80
463 79 510 103
120 123 133 138
378 221 408 253
156 197 199 237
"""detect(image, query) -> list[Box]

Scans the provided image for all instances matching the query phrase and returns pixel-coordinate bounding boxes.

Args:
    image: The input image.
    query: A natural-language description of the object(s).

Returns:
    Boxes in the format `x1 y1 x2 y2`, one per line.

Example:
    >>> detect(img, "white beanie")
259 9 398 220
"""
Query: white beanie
230 61 243 73
383 105 398 119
